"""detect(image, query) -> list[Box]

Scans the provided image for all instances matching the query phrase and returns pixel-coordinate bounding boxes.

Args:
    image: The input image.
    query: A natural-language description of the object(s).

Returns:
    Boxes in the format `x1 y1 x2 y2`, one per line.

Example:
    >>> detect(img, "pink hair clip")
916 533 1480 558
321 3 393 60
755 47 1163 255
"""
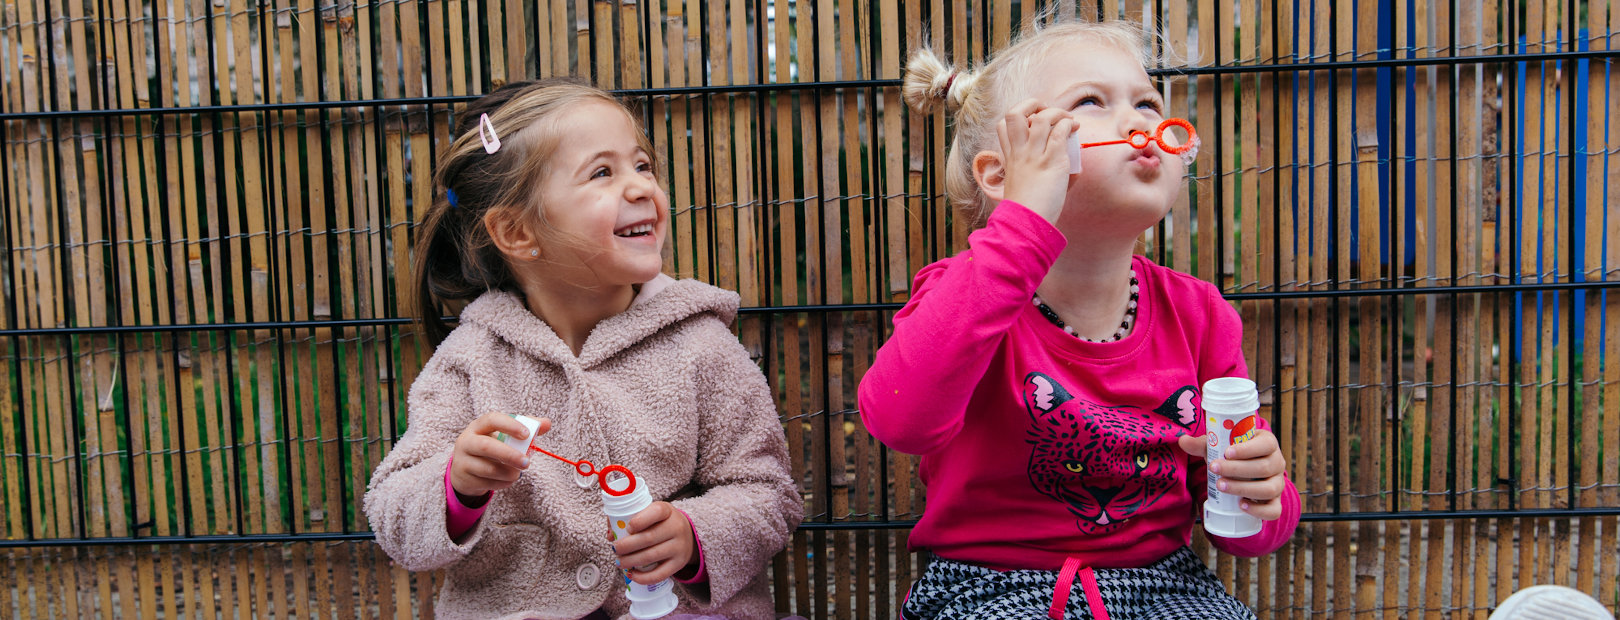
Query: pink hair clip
478 113 501 154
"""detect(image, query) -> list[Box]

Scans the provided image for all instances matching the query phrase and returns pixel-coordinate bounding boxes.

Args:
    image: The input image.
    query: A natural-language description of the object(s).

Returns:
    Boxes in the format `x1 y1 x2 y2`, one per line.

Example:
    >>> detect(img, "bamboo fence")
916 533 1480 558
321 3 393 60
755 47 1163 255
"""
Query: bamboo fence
0 0 1617 617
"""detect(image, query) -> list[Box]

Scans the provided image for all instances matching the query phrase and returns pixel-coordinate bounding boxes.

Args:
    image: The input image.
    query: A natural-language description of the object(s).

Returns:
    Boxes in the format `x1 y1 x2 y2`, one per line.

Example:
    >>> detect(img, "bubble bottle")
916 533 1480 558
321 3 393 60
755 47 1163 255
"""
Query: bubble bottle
500 415 679 619
1200 377 1263 538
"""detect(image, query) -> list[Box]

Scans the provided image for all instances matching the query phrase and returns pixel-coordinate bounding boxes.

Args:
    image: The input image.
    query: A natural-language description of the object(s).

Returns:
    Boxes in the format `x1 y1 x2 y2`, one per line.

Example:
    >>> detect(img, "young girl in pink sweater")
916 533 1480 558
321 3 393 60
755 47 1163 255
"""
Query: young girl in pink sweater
364 78 801 620
858 18 1300 620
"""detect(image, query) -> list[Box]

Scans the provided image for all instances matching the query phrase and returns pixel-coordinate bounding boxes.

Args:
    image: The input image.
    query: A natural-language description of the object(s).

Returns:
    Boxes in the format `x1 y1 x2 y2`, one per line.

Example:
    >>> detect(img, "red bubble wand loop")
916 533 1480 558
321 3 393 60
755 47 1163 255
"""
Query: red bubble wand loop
527 444 637 497
1079 117 1198 155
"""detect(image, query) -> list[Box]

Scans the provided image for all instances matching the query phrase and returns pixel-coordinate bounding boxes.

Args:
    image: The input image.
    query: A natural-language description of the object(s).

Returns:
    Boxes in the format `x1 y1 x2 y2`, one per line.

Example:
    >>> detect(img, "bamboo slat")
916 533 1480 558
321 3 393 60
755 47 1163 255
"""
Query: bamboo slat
13 0 50 549
882 0 921 603
766 0 811 613
667 1 695 279
1432 4 1458 616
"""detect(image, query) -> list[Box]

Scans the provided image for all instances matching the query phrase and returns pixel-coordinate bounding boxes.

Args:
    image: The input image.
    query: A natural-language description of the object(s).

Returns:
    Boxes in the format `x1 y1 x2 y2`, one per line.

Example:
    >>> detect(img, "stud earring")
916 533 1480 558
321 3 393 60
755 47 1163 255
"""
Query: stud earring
530 249 539 257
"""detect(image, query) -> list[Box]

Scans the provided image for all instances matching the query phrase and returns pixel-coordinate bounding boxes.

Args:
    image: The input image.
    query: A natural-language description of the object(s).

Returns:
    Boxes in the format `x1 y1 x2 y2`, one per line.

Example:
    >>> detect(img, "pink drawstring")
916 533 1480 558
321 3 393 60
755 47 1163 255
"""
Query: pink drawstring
1049 557 1109 620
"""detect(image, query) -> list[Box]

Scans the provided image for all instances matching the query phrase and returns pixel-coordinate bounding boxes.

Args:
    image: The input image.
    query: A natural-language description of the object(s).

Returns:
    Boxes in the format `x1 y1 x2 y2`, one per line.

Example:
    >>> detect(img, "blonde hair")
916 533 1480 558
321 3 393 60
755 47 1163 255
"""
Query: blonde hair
412 77 655 345
903 16 1171 225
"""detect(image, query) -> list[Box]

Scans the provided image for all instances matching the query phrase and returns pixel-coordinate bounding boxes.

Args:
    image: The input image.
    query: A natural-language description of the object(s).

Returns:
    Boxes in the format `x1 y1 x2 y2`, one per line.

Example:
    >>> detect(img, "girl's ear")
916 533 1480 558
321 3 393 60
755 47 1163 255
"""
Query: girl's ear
972 150 1007 204
485 206 543 262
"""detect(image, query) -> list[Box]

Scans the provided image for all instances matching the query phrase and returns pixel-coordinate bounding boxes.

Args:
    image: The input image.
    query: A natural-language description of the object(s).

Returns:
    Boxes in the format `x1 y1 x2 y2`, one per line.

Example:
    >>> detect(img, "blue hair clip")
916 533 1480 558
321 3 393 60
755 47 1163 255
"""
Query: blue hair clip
446 188 460 209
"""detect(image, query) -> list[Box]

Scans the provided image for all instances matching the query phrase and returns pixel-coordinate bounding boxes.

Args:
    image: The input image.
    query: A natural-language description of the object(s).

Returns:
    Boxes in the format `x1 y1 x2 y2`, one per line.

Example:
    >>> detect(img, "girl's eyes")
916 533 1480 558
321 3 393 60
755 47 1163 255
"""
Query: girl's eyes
591 160 655 179
1074 95 1165 114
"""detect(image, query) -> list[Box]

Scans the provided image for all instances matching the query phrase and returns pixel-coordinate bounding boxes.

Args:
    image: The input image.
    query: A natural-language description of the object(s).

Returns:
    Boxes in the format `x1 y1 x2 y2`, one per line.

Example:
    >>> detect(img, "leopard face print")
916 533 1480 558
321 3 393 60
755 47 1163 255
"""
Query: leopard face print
1021 372 1197 533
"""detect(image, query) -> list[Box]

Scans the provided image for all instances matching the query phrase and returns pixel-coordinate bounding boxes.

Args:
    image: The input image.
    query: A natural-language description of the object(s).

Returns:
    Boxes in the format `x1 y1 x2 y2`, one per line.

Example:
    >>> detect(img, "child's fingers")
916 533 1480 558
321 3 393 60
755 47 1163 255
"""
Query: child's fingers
461 451 525 482
1050 117 1077 170
465 434 529 469
1240 497 1283 521
1001 109 1029 152
1216 475 1286 502
627 501 675 534
468 412 532 441
615 536 678 570
1006 98 1044 119
1024 112 1056 154
621 541 686 584
1024 107 1067 152
1222 429 1279 460
1176 433 1206 459
1209 449 1284 480
1028 107 1069 129
995 117 1013 161
611 520 677 562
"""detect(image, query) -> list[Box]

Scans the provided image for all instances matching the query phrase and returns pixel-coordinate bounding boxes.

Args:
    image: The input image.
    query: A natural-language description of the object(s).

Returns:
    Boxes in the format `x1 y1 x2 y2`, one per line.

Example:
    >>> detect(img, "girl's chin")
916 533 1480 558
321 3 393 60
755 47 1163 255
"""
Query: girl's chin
1057 200 1174 232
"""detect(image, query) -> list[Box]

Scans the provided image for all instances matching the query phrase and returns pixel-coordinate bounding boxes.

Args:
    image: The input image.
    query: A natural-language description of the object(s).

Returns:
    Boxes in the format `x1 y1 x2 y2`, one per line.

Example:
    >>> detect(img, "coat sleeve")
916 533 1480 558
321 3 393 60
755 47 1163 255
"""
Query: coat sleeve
856 201 1067 455
364 354 486 571
670 326 804 608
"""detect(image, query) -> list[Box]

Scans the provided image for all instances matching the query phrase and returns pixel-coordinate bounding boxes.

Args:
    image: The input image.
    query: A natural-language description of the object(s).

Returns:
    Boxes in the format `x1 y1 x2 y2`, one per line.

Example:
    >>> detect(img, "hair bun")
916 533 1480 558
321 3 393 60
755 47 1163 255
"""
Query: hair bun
903 48 972 114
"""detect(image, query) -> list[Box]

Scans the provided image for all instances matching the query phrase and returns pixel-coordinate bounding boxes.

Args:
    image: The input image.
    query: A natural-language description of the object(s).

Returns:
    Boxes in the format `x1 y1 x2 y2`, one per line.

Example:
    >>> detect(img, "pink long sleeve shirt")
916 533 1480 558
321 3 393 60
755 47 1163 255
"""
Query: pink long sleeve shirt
858 201 1300 572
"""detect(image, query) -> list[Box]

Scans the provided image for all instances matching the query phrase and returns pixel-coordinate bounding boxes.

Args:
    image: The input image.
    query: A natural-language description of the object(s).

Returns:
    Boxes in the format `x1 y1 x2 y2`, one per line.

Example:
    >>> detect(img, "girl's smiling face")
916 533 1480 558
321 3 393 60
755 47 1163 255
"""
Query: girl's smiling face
530 100 670 288
1029 39 1184 239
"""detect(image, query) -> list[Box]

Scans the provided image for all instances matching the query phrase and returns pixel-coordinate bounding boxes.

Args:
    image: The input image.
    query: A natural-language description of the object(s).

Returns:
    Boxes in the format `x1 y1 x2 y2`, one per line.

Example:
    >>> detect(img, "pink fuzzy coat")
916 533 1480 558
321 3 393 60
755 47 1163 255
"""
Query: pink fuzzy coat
365 275 803 619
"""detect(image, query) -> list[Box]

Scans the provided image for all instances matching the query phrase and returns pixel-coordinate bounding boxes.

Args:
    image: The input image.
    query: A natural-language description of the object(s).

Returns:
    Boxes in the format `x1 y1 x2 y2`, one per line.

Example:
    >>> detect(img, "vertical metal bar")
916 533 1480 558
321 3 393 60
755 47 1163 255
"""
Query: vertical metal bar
1214 0 1226 286
1271 0 1284 457
310 0 353 534
1564 0 1577 512
1506 11 1520 512
1329 0 1343 516
1448 0 1461 514
1387 6 1402 515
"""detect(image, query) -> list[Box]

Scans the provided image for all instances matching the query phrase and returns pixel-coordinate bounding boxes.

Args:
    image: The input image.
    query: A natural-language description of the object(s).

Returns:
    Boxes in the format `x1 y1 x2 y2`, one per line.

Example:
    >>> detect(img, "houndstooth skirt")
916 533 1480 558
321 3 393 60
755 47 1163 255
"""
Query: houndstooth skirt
900 547 1256 620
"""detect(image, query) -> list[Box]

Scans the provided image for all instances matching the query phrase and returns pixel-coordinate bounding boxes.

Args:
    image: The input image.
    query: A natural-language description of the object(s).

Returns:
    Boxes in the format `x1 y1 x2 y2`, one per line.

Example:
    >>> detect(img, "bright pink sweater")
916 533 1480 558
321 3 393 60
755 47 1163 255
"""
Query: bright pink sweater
857 201 1300 572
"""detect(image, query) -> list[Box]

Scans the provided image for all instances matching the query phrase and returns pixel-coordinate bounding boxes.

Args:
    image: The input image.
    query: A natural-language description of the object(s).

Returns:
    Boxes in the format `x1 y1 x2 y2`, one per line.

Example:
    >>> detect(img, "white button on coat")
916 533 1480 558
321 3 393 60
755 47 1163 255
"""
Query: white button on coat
576 563 600 589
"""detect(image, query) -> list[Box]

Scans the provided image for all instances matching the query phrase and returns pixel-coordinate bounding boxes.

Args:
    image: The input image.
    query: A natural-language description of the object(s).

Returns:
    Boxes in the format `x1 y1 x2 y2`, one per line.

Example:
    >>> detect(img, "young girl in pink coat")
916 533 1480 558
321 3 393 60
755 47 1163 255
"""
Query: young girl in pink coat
365 78 802 620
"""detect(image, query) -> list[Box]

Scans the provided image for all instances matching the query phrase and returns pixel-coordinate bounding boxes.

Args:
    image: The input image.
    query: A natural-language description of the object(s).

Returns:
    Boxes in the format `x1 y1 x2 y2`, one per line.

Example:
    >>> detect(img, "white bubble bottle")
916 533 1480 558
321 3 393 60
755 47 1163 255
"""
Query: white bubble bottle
496 415 544 453
602 473 679 620
1201 377 1263 538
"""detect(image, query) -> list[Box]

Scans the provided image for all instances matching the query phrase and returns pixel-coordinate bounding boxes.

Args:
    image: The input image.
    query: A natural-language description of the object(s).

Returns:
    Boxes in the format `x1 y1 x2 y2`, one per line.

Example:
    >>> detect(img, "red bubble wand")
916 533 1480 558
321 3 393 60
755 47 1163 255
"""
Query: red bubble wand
1079 118 1198 154
1068 118 1200 173
526 444 637 497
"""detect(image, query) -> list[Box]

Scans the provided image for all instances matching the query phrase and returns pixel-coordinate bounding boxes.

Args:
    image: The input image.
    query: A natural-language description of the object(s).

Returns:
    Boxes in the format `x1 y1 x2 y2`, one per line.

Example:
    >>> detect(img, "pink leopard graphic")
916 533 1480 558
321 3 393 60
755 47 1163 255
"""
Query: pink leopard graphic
1021 372 1197 534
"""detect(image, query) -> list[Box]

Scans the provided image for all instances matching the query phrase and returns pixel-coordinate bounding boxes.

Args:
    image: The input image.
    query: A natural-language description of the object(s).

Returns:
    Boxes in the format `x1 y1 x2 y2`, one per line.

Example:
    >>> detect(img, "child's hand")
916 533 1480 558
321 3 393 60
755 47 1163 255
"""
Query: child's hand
449 413 547 500
612 501 696 585
1178 430 1289 521
997 98 1077 223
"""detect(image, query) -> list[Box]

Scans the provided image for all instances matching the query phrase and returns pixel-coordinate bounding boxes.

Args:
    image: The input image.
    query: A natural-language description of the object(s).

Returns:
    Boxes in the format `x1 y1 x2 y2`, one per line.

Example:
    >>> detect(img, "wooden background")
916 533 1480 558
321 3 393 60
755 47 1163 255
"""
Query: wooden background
2 0 1618 617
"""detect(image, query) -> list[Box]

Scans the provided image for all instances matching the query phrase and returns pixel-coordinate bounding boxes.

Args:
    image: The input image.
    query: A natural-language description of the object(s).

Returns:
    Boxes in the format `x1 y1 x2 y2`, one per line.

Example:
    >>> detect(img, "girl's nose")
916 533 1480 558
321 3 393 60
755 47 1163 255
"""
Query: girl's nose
624 171 657 201
1120 111 1155 141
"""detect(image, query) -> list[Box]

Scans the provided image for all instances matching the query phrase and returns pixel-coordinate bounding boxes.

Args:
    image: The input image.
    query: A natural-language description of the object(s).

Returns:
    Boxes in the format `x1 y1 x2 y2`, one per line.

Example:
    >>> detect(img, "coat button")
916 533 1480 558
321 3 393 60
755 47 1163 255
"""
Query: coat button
576 563 601 589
